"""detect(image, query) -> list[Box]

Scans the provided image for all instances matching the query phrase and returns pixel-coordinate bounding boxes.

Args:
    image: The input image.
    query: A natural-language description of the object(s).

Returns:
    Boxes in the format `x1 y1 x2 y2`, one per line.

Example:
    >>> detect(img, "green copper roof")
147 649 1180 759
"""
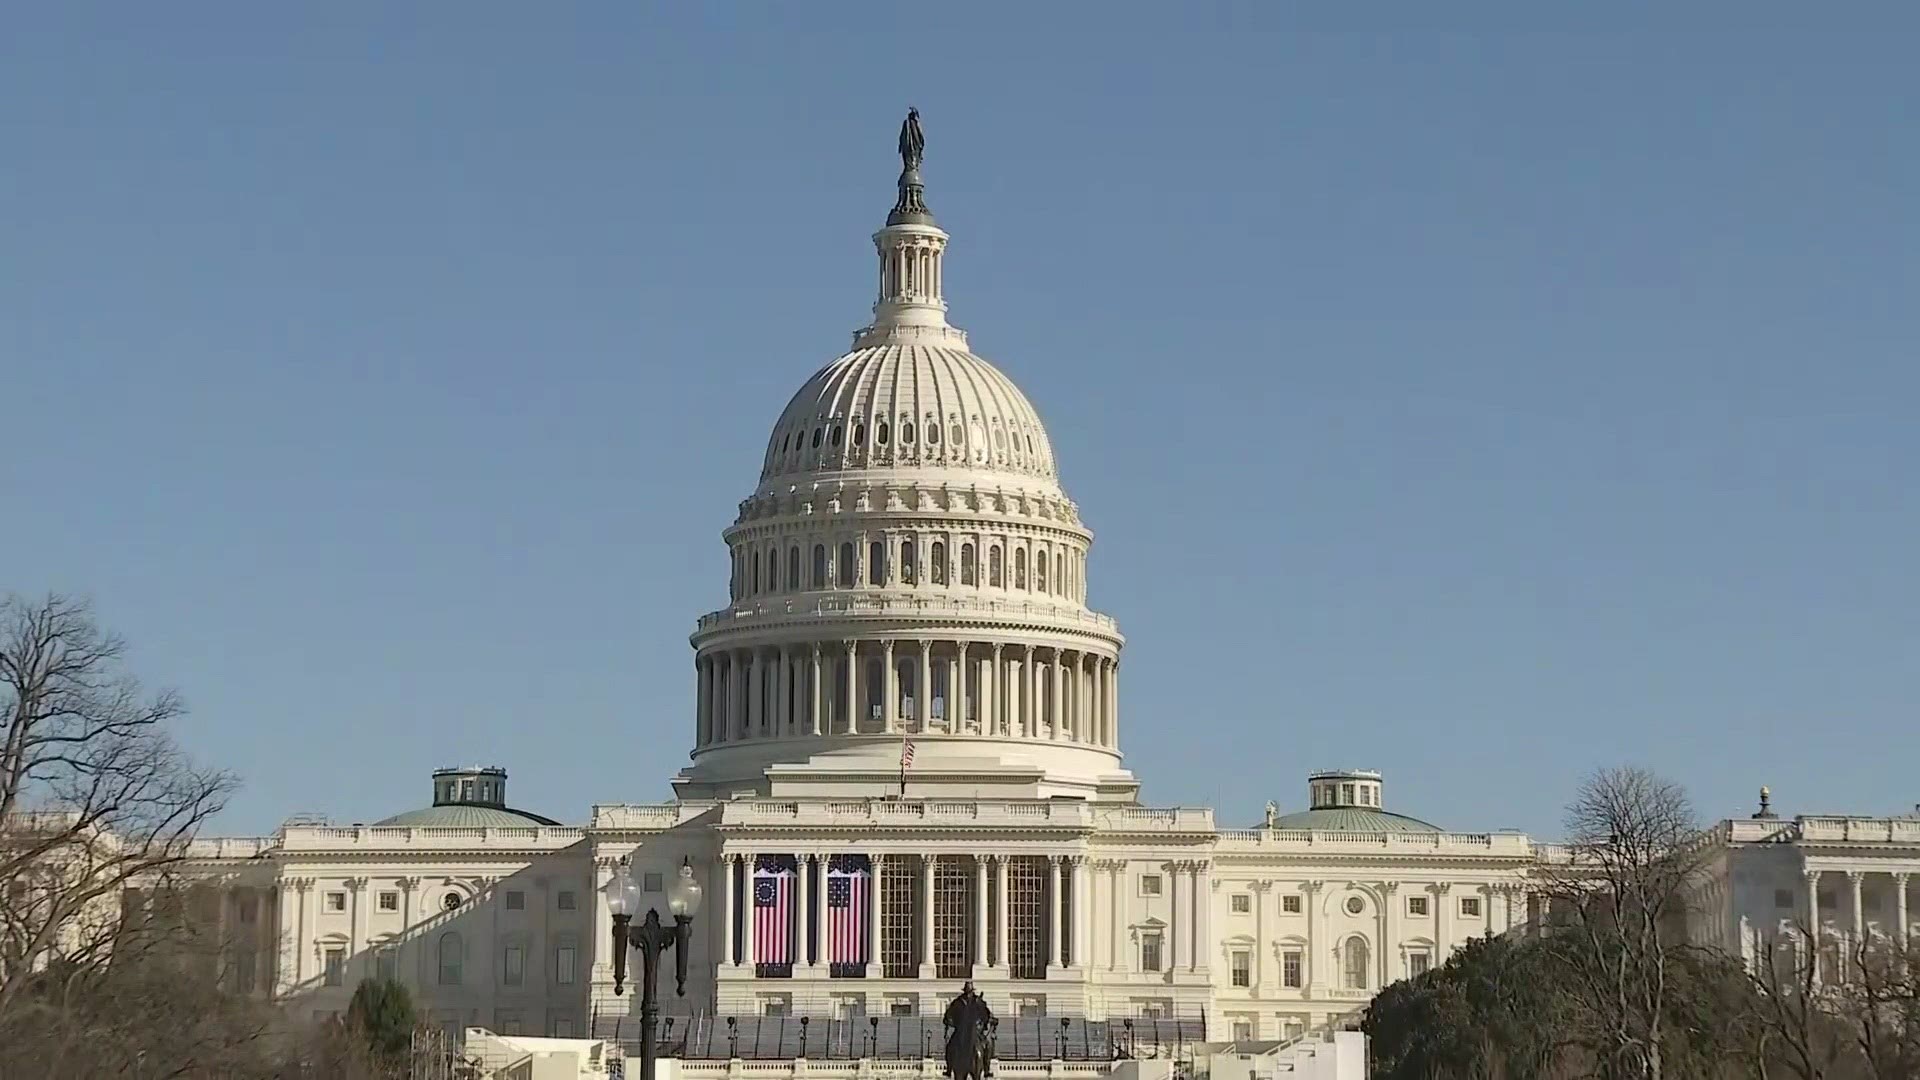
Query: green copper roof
1266 807 1442 833
372 803 562 828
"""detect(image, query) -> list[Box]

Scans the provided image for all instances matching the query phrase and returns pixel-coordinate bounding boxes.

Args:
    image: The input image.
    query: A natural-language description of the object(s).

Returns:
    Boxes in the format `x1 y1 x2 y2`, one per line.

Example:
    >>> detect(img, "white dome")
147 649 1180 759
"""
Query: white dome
759 343 1062 493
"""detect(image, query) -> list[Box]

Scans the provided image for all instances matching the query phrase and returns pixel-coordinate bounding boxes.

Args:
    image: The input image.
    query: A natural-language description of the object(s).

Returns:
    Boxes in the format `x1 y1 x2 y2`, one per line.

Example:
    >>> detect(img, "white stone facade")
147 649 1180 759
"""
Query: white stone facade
164 118 1913 1048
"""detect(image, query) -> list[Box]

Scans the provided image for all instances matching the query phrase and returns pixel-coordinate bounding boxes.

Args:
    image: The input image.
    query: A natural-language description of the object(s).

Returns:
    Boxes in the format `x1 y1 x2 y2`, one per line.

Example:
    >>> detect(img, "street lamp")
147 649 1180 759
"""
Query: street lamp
603 855 704 1080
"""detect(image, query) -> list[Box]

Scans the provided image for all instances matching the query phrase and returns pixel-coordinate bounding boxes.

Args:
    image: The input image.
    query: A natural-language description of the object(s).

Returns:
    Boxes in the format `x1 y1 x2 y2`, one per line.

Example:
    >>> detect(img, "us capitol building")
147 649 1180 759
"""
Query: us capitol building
179 115 1920 1049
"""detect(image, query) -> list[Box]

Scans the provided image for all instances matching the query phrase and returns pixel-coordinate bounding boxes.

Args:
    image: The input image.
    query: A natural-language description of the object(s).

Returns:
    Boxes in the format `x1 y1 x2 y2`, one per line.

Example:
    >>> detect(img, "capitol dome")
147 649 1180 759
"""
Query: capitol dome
675 113 1130 803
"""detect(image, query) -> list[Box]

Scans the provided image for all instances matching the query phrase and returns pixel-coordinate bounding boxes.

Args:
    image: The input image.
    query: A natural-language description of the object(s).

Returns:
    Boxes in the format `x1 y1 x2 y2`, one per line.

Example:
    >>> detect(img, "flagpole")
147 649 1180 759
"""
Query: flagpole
899 732 907 797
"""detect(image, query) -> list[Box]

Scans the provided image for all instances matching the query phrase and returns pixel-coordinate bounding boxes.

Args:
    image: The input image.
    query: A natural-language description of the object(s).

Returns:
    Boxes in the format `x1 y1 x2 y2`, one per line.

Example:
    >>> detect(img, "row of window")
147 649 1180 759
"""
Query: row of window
729 537 1086 601
1219 890 1484 919
1223 939 1435 994
320 935 579 989
767 415 1044 474
322 888 579 914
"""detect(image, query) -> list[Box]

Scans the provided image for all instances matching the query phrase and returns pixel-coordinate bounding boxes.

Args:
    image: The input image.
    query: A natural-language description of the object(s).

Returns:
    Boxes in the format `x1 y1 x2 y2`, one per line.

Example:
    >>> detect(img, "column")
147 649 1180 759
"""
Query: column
1050 651 1066 740
988 644 1003 734
796 853 812 969
1849 871 1866 978
722 855 738 967
809 645 824 735
919 855 936 978
1303 881 1324 992
696 655 712 746
918 640 933 732
1090 658 1104 745
1252 880 1268 989
1805 869 1822 987
346 877 366 954
1380 882 1398 983
946 645 963 733
844 638 860 730
1896 873 1911 950
1110 862 1127 973
994 856 1011 972
1434 883 1452 960
296 879 313 985
1110 663 1120 748
1048 856 1065 970
1082 656 1095 744
772 646 788 734
741 854 757 970
1068 857 1087 970
870 854 886 973
746 651 761 736
882 640 899 732
1022 646 1038 738
1190 861 1210 972
974 857 990 970
1168 862 1185 972
396 877 416 984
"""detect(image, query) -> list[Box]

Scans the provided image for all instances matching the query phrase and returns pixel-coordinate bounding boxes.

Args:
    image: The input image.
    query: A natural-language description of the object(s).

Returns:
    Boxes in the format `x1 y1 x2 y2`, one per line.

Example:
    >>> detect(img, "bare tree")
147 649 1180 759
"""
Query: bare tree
0 592 237 1022
1532 766 1716 1080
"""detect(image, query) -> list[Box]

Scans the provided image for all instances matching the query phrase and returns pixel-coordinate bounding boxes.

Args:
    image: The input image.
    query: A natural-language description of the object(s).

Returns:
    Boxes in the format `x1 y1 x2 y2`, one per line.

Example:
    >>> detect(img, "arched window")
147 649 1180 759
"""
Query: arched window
768 548 780 592
781 432 791 454
812 545 828 588
902 421 915 445
838 543 856 589
1056 553 1066 596
989 546 1003 588
960 543 977 586
852 424 865 447
439 932 463 985
930 541 947 585
788 547 801 589
949 423 964 447
1014 549 1027 590
900 540 916 584
812 427 823 449
868 541 885 586
752 556 761 595
1343 938 1369 990
1035 552 1048 593
831 425 844 447
927 421 940 445
877 422 890 446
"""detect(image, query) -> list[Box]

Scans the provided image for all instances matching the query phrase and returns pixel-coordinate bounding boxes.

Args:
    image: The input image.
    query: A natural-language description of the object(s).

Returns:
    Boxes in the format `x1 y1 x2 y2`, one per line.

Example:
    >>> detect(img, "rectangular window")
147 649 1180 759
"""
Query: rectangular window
550 1015 574 1038
881 856 918 978
644 872 664 892
505 891 525 911
1230 950 1251 987
495 1009 522 1035
1008 855 1047 980
1460 896 1481 918
1282 950 1302 988
503 945 524 986
1231 1020 1253 1042
1282 894 1302 914
763 998 792 1017
378 891 399 912
557 891 577 911
239 896 258 923
933 855 974 979
1409 952 1432 977
1139 874 1163 897
555 945 577 985
1408 896 1429 917
1230 893 1251 914
325 892 346 913
888 1000 916 1017
324 947 346 987
1140 932 1163 973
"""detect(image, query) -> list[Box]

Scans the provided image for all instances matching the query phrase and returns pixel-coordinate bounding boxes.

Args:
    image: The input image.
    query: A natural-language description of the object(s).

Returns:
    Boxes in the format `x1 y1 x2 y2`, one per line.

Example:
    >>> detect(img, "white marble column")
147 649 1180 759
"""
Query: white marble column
1168 862 1186 972
1048 856 1065 970
1806 869 1822 988
746 651 761 736
1896 873 1911 949
1303 881 1323 992
796 853 812 969
346 877 366 954
1109 663 1120 748
1022 645 1037 737
848 638 864 730
870 854 886 973
994 856 1011 971
918 640 933 733
989 644 1004 734
1069 856 1088 970
1110 862 1127 973
696 655 711 746
1050 651 1066 740
883 640 899 733
920 854 936 978
721 854 738 967
945 646 962 733
1380 882 1398 984
295 879 313 985
1252 880 1269 989
1849 871 1867 978
741 855 757 970
1434 882 1451 961
1191 861 1211 972
809 645 823 735
974 857 989 970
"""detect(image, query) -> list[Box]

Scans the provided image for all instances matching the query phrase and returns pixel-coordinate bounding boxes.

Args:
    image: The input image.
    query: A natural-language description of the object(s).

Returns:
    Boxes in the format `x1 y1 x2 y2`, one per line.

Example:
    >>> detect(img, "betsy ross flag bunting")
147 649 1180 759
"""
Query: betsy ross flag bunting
752 857 794 966
826 855 872 974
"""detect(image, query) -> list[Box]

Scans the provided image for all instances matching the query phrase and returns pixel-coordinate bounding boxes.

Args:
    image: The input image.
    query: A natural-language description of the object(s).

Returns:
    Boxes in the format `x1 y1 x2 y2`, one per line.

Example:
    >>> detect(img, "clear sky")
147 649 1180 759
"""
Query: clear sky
4 6 1915 837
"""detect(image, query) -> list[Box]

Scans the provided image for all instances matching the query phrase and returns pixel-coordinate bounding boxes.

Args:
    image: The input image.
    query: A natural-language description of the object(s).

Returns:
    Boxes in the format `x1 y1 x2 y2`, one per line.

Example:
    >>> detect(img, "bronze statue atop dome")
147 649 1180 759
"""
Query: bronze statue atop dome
899 107 925 171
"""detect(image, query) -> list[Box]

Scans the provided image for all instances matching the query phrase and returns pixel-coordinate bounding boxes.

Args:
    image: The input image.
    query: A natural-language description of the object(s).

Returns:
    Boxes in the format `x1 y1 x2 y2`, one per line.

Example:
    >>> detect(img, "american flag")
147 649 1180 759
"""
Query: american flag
900 736 916 769
753 859 794 966
826 855 871 971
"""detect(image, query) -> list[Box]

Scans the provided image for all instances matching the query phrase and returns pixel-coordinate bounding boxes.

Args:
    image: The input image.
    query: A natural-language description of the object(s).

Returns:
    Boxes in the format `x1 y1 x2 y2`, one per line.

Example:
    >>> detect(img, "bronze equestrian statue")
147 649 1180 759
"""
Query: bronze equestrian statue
942 981 996 1080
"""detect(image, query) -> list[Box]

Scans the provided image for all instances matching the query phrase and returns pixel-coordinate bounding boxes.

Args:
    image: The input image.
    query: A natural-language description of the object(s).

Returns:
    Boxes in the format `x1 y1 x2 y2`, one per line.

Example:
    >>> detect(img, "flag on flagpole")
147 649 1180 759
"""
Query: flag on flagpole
900 736 916 770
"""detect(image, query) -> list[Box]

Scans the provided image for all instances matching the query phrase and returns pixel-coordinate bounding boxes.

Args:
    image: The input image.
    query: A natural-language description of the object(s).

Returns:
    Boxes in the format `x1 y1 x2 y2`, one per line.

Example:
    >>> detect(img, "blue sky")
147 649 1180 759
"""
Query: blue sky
4 6 1915 837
